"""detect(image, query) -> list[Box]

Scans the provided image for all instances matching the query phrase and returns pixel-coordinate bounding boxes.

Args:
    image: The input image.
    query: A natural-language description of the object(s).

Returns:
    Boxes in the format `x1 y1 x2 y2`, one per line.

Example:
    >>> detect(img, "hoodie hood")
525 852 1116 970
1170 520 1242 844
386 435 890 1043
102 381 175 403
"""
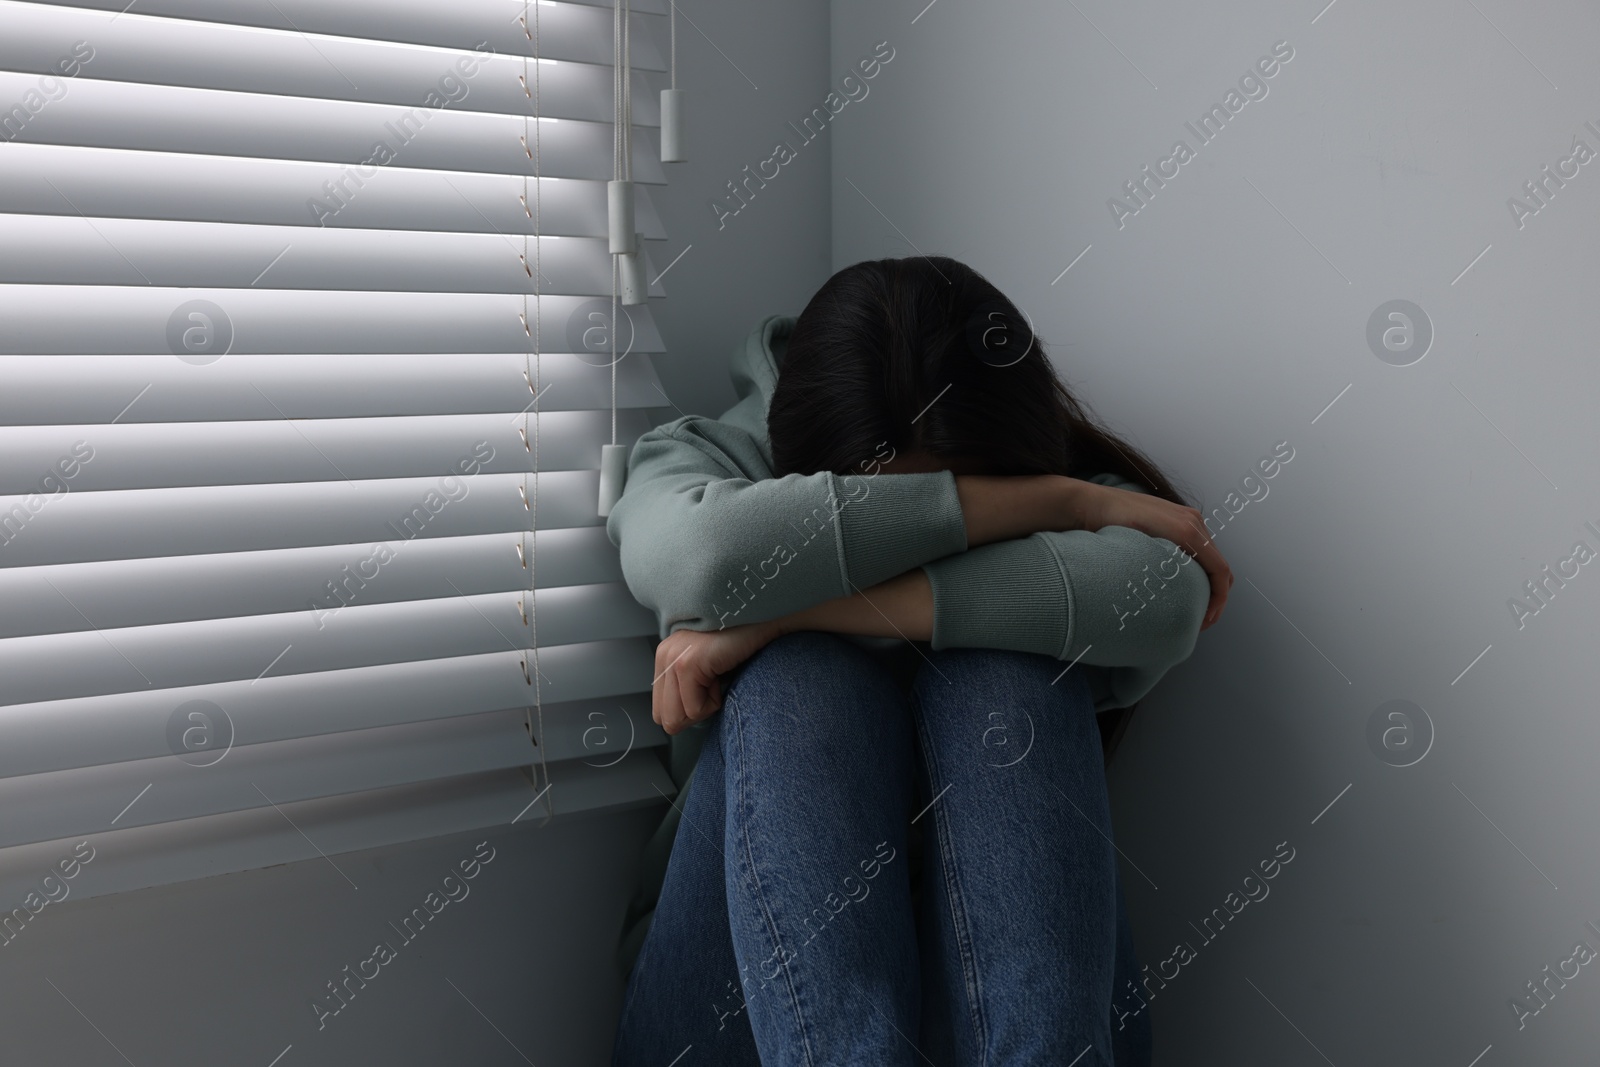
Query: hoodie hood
729 314 793 409
716 314 794 466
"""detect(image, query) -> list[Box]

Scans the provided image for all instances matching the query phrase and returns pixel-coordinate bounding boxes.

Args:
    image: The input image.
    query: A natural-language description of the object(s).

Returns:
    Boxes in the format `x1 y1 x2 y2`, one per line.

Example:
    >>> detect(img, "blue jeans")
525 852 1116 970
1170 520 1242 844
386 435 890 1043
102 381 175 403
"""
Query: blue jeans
613 632 1153 1066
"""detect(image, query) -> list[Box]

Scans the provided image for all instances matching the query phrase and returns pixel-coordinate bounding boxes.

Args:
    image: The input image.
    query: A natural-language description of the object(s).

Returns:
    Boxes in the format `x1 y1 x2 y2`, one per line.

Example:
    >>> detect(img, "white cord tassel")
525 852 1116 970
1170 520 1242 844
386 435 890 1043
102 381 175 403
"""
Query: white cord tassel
607 181 635 254
619 232 647 305
661 89 685 162
598 443 628 517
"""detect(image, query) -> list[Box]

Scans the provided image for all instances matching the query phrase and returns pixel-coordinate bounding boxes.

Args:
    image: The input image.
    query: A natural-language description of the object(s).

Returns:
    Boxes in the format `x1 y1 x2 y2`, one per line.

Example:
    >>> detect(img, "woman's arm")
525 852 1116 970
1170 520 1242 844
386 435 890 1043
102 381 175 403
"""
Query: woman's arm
775 567 935 641
610 418 1230 637
651 523 1209 735
608 417 963 637
960 472 1230 628
649 569 933 735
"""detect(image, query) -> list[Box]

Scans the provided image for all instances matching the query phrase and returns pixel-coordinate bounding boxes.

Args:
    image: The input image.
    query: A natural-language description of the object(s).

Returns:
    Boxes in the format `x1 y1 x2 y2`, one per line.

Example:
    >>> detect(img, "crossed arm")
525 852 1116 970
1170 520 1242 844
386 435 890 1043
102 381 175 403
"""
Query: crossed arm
644 471 1234 734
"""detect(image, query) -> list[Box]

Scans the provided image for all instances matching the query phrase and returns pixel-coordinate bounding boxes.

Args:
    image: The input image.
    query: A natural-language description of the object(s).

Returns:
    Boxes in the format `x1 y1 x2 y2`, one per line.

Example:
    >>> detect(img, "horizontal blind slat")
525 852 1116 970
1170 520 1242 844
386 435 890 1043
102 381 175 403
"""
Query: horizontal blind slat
0 471 614 567
0 698 667 849
0 585 654 705
0 216 663 294
0 709 536 849
0 640 655 779
0 528 629 638
530 692 663 766
7 0 670 62
0 289 664 354
0 353 669 423
0 410 654 491
0 146 667 235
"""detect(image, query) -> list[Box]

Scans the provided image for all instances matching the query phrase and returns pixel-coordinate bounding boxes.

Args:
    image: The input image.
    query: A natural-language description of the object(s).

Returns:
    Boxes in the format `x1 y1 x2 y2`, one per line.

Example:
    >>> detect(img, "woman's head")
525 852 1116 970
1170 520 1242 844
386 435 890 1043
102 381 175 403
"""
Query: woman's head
767 255 1190 506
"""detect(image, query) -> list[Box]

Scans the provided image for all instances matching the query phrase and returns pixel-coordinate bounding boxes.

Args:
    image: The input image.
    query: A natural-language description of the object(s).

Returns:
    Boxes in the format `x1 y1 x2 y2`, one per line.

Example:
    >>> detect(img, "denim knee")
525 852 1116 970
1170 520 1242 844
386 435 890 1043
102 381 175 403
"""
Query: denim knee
721 631 911 767
917 645 1094 711
910 646 1102 780
725 631 887 717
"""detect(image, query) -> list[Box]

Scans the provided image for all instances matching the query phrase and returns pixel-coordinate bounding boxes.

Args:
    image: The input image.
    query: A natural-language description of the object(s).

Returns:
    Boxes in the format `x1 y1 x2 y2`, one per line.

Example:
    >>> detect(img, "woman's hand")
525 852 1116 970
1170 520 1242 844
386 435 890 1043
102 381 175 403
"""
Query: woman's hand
651 619 784 736
1070 478 1233 629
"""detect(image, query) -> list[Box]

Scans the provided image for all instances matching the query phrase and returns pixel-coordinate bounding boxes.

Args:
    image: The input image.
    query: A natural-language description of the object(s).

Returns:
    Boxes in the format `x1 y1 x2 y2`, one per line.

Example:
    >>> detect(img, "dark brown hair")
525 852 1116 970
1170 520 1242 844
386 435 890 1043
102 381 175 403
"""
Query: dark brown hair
767 255 1191 506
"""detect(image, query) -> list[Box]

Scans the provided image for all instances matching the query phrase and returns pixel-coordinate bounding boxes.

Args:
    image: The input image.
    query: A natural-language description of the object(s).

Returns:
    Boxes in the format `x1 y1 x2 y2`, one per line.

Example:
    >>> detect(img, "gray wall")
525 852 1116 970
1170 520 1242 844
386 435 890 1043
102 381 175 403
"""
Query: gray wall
0 2 835 1064
831 1 1599 1064
644 0 835 423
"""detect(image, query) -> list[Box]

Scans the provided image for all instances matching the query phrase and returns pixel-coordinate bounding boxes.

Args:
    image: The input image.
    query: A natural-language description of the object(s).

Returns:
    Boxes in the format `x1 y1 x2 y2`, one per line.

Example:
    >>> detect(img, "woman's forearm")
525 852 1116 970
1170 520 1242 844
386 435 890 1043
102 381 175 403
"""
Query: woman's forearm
955 474 1095 547
750 476 1100 643
764 567 934 643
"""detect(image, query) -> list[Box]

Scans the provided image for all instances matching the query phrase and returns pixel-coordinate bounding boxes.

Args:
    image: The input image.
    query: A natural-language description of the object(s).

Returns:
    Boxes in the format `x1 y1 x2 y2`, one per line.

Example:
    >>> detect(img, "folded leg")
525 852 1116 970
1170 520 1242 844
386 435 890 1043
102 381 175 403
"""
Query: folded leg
910 649 1119 1066
611 716 760 1066
720 631 922 1067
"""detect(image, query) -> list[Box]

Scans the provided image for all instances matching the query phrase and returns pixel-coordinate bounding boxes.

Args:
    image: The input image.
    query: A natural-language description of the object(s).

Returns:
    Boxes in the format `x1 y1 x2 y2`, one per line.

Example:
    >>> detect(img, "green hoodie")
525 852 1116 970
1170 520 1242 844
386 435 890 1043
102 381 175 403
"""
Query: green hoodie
605 314 1208 712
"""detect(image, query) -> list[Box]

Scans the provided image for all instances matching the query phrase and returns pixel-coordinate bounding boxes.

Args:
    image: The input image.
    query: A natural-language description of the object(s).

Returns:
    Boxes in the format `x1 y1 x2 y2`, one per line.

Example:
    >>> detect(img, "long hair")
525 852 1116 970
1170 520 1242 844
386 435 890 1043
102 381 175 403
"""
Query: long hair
767 255 1191 506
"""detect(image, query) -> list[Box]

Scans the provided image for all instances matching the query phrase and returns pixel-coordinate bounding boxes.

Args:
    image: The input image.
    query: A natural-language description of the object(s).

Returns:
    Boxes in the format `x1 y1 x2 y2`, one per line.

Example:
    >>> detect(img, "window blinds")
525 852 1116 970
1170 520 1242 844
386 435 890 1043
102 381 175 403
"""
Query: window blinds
0 0 675 903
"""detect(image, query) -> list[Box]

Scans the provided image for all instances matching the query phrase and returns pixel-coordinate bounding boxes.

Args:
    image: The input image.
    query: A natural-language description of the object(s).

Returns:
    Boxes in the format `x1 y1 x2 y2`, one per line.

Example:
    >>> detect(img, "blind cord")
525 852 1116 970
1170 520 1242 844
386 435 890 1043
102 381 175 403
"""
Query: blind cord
611 262 618 444
610 0 631 445
523 0 550 819
623 0 632 183
534 0 548 817
613 0 623 181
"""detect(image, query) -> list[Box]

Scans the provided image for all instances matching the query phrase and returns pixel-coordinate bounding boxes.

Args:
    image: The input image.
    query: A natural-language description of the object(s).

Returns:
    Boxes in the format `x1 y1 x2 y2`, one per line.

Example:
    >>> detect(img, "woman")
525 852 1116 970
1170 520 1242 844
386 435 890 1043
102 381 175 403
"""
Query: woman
607 256 1231 1066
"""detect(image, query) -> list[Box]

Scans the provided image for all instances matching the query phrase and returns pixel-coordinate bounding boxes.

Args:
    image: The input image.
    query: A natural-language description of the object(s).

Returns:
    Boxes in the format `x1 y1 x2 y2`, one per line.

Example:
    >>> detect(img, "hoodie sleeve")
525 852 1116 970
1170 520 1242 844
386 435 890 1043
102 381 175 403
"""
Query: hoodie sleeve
919 472 1209 710
605 414 969 635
